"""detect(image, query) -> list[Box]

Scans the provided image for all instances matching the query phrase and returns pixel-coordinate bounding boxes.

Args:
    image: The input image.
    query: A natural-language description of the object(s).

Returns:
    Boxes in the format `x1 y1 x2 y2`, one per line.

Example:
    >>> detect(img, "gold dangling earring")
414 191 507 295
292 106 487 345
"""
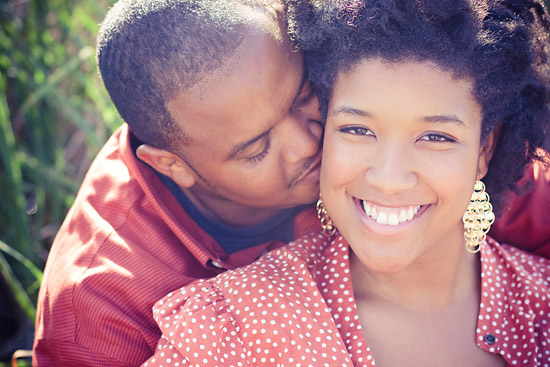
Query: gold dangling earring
462 180 495 253
316 195 336 237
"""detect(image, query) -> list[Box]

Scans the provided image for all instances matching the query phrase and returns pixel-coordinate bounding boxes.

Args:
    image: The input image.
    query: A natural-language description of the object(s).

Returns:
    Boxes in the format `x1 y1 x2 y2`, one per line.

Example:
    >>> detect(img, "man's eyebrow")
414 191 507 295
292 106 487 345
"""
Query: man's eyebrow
225 128 272 161
291 72 308 105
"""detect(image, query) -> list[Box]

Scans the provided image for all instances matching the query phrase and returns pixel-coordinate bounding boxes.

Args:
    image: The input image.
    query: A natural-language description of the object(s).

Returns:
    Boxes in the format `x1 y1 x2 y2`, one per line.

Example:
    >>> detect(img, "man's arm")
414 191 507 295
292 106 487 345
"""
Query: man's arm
490 159 550 258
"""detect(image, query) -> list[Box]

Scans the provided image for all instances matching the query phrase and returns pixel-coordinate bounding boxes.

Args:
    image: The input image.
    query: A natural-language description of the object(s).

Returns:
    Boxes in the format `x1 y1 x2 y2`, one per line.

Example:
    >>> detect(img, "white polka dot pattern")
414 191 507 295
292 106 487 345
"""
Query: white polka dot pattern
142 234 550 367
476 238 550 367
143 233 355 366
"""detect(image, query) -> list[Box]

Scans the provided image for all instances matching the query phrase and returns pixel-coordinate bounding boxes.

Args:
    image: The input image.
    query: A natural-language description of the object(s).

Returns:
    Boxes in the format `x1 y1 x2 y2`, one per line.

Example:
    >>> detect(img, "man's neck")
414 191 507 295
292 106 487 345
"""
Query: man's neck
182 187 285 227
156 172 304 253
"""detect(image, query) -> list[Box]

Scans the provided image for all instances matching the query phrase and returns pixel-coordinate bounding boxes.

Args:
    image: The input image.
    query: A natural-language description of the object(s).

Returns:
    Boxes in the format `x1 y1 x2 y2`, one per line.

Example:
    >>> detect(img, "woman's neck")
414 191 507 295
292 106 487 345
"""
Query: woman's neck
350 241 481 313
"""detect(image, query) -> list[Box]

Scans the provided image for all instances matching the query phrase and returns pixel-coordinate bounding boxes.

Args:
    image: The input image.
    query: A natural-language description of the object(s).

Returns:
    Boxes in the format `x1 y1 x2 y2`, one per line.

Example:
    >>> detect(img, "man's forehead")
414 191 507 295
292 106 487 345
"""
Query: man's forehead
168 29 301 117
165 6 303 151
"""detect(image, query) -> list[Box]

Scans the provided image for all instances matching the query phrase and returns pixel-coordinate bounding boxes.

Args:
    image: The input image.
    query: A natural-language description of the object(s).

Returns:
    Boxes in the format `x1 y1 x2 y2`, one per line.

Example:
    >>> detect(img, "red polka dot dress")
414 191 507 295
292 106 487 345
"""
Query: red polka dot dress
142 233 550 366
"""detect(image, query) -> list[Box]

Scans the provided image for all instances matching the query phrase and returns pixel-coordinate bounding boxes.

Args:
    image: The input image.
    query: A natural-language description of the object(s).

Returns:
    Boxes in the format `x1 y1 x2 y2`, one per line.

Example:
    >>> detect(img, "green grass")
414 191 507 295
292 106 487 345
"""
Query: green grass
0 0 122 361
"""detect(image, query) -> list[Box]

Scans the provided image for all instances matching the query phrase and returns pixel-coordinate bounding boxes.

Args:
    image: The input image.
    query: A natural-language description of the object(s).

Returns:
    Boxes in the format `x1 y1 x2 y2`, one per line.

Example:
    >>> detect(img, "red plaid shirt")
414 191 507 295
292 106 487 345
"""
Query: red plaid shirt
490 159 550 258
33 124 322 366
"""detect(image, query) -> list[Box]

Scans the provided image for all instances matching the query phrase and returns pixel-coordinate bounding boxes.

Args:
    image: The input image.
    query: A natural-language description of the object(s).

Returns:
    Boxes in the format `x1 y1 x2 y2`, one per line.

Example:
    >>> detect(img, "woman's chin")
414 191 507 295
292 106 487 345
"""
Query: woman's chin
351 250 414 275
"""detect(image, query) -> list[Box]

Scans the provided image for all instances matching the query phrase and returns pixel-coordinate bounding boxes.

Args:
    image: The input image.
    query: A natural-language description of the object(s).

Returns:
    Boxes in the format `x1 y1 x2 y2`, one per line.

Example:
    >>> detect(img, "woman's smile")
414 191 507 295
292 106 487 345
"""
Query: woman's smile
360 200 421 225
353 196 430 237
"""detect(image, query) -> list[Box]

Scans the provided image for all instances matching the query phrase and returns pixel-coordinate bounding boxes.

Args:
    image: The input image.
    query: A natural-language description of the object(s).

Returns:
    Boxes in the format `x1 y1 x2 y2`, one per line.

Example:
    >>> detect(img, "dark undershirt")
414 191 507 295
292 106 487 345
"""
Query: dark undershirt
130 133 305 253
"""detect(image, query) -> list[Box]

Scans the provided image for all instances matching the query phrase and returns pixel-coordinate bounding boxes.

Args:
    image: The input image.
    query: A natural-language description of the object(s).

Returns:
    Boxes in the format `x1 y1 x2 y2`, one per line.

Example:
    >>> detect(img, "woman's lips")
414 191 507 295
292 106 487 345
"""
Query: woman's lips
361 200 422 226
354 198 430 237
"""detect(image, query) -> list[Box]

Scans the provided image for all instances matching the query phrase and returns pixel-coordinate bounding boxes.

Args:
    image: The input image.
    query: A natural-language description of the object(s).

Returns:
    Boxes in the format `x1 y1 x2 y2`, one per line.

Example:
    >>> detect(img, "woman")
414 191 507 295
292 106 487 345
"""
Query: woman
142 0 550 365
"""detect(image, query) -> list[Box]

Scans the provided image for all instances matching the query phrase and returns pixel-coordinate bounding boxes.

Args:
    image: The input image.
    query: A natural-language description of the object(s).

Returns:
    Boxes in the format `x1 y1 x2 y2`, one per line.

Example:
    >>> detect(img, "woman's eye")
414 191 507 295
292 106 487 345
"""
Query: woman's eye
340 126 375 136
419 133 456 143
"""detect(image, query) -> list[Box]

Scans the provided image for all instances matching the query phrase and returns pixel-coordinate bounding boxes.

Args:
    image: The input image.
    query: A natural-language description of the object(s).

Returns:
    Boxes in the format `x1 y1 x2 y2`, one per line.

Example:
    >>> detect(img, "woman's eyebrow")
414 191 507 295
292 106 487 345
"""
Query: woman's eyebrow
332 106 465 127
423 115 465 126
331 106 372 117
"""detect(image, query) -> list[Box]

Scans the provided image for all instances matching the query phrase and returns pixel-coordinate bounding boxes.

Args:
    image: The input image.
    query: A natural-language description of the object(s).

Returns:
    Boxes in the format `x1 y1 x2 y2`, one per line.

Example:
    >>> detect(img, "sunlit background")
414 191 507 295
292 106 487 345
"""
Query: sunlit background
1 0 549 365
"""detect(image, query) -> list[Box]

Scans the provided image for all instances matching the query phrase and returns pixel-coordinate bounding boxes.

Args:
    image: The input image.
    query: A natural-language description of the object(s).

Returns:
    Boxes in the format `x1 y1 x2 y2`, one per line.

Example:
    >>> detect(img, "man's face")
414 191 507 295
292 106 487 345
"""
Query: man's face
167 17 322 226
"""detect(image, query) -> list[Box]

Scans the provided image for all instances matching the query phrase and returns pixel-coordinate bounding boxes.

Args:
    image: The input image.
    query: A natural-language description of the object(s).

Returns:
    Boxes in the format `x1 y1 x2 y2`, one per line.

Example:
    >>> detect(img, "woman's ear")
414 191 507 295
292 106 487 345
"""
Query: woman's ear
136 144 196 188
476 126 500 180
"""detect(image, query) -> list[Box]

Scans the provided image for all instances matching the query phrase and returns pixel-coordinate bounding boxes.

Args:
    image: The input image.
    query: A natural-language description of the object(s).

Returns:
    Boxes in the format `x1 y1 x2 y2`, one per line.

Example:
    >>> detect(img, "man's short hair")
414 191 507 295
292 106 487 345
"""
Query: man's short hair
97 0 274 153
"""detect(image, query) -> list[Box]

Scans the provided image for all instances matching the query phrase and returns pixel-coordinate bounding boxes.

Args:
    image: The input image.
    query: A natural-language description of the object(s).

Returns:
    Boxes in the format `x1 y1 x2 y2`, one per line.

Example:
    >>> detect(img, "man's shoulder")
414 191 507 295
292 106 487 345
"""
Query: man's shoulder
489 159 550 258
34 125 224 366
44 124 214 273
35 200 214 364
40 124 169 287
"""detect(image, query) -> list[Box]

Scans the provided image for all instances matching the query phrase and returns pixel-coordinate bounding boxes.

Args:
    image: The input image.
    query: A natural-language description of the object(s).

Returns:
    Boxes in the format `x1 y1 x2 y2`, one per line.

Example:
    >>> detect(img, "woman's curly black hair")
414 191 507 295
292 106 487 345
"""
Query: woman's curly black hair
287 0 550 212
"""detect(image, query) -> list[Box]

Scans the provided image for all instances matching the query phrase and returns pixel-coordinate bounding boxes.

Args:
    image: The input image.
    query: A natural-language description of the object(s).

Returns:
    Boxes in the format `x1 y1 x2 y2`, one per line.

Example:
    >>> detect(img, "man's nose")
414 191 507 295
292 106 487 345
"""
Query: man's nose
281 115 323 164
280 89 323 163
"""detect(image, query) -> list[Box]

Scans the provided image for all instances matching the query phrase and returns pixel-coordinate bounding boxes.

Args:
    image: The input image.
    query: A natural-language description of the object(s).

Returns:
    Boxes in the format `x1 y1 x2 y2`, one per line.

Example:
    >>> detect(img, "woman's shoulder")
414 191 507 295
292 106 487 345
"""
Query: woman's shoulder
485 236 550 275
483 237 550 302
153 231 333 311
151 231 335 335
266 231 334 267
479 238 550 365
148 231 351 366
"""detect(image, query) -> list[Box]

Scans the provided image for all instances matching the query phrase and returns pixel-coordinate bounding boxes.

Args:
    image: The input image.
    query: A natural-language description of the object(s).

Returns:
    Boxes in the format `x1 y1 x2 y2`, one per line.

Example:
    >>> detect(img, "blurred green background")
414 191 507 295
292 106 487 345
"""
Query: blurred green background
0 0 121 364
1 0 550 366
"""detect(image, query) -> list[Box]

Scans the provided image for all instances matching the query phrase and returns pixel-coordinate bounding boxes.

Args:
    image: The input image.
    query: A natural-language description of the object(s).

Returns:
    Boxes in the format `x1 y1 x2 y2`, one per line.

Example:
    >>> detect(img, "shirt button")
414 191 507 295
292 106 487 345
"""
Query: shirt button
484 333 496 345
209 259 226 269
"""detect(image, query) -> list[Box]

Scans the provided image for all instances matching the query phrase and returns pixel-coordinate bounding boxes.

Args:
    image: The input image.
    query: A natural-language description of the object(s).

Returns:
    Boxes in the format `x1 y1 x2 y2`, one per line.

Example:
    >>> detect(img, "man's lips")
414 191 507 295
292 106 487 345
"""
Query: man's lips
289 154 322 188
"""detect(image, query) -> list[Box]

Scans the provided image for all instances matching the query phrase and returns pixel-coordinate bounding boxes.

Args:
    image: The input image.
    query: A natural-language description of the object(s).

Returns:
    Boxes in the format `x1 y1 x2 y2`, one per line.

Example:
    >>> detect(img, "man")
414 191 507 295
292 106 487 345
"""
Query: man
34 1 322 365
33 0 550 365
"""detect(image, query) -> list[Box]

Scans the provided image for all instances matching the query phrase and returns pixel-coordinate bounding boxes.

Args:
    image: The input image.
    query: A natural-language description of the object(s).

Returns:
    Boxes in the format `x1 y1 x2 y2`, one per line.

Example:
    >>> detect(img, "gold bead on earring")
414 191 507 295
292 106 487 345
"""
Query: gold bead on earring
462 180 495 253
316 195 336 237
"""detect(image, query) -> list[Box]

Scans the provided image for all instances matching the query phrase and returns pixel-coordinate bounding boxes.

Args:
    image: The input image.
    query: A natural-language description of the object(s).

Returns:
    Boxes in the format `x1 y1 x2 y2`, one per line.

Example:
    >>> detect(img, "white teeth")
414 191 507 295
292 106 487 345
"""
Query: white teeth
407 206 415 220
376 212 388 225
371 206 378 220
388 214 399 226
361 200 421 226
398 209 408 222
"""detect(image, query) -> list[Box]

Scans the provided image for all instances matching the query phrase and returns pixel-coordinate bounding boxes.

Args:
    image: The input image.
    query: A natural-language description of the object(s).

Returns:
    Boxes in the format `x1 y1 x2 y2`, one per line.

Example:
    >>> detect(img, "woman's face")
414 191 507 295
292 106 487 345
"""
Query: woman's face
321 58 494 273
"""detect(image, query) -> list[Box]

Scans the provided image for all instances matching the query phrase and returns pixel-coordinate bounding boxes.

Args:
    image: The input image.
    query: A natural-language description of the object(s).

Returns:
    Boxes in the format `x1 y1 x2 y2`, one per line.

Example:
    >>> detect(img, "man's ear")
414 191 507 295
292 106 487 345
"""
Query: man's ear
136 144 196 188
476 126 500 180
